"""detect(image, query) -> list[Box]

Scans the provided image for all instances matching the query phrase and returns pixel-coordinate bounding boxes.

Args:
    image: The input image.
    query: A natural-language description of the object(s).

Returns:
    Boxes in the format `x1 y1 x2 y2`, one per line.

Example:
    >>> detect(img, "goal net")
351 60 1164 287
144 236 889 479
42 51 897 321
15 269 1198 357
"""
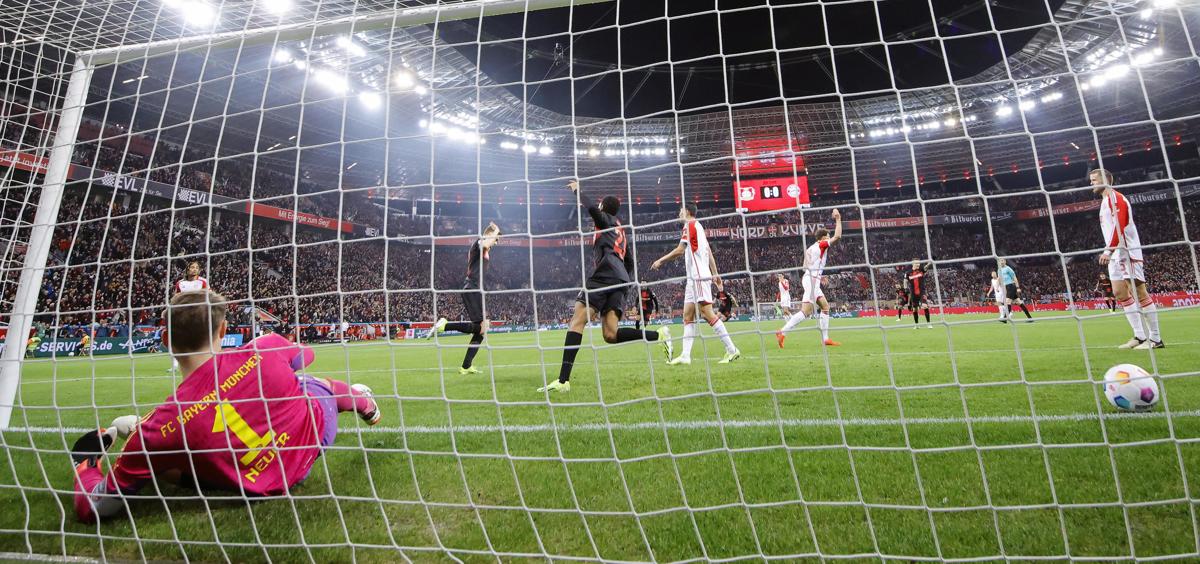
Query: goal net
2 0 1200 561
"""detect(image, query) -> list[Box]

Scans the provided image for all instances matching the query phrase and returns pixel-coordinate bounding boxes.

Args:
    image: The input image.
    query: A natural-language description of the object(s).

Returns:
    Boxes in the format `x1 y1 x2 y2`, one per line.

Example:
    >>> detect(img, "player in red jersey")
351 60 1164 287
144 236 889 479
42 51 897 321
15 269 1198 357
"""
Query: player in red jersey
905 259 933 328
894 283 908 322
776 209 842 347
1090 168 1163 349
70 290 381 522
634 287 660 330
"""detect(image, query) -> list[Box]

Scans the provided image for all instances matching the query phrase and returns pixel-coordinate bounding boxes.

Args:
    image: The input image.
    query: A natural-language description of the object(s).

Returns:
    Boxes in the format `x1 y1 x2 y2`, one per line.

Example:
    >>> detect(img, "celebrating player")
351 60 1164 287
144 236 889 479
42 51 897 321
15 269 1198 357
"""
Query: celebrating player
1096 272 1117 312
987 271 1007 322
997 258 1033 321
538 180 671 393
175 261 209 293
428 222 501 375
894 283 908 322
776 209 842 347
1090 168 1163 349
717 287 737 322
70 289 380 522
634 287 660 330
776 273 793 316
905 259 933 328
651 203 741 366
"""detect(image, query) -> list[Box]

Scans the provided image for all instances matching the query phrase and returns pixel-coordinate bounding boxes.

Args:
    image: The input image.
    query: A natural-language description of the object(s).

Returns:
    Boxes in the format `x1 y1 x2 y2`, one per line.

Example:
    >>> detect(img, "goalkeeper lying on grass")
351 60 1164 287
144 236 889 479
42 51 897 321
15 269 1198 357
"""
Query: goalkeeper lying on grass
71 289 381 522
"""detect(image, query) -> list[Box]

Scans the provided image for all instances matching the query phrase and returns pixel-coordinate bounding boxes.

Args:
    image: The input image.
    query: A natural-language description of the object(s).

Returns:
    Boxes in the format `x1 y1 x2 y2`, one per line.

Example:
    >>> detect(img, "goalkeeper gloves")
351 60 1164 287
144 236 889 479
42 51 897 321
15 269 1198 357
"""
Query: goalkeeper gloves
70 415 140 468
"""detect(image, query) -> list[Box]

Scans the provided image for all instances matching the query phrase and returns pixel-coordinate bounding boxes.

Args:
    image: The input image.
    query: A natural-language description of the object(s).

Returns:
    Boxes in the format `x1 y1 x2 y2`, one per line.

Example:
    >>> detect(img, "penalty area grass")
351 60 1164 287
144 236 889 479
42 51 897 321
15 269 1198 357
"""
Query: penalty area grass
2 308 1199 562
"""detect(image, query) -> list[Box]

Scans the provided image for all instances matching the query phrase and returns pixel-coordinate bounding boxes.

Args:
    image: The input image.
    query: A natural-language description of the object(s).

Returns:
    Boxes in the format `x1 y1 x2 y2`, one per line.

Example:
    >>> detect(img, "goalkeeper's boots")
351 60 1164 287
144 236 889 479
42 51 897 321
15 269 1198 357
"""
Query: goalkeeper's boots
823 339 842 347
657 326 673 362
1118 337 1145 350
459 366 482 375
667 356 691 366
538 380 571 393
428 318 448 339
1134 339 1165 350
350 383 382 425
775 331 786 349
718 349 741 364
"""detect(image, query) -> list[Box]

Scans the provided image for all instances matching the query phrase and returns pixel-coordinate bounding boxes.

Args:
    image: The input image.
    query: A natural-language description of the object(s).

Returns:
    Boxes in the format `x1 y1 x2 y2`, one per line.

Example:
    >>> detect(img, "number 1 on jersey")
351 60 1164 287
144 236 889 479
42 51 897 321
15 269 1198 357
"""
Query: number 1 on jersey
212 402 276 466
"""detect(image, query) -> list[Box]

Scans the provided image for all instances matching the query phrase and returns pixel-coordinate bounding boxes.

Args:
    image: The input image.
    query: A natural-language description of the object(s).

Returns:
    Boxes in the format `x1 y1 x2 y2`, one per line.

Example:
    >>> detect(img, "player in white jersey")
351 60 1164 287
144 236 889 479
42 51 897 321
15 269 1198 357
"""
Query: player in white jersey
776 273 793 316
986 271 1007 323
175 262 210 293
777 209 841 348
651 203 741 365
170 261 212 375
1090 169 1163 349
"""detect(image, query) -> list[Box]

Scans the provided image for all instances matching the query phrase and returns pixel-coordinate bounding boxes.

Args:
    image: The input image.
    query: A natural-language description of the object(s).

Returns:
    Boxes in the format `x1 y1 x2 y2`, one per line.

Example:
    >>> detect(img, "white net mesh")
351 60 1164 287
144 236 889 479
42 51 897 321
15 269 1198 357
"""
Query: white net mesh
2 0 1200 561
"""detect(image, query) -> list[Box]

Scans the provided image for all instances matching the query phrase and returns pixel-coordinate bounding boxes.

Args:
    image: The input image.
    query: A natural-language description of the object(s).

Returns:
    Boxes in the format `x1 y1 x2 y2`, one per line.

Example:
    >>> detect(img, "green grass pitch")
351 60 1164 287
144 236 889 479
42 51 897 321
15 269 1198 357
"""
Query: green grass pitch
2 308 1199 562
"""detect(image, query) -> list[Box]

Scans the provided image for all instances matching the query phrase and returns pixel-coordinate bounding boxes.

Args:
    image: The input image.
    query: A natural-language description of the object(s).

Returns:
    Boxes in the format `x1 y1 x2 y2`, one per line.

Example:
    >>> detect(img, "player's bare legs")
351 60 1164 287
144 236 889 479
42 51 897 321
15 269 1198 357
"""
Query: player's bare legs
815 296 840 346
777 301 814 348
542 301 669 392
1110 276 1163 349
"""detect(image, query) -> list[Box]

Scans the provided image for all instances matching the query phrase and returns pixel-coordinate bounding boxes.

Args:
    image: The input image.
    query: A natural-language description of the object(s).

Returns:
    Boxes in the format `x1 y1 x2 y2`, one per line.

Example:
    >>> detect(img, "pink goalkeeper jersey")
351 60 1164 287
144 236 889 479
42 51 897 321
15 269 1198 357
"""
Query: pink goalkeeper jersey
99 334 323 498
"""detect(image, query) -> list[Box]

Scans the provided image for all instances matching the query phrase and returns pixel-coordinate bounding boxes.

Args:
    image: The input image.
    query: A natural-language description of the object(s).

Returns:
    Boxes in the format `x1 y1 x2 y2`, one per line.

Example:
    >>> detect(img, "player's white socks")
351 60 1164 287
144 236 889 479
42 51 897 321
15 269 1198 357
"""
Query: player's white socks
681 322 697 360
781 310 808 332
1139 297 1161 341
998 305 1008 319
818 313 830 340
1120 297 1147 340
710 319 737 354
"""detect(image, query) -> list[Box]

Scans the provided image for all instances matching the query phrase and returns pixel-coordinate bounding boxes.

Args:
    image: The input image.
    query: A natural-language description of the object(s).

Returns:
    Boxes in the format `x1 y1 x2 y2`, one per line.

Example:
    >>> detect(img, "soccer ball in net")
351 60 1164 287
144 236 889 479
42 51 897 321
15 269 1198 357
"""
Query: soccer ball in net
1103 363 1160 412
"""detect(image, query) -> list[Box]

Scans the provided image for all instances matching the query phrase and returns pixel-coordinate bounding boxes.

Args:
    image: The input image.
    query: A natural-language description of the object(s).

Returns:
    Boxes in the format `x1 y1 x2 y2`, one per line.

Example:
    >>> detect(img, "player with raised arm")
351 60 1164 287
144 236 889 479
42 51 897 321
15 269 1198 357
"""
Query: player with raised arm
1096 272 1117 312
538 180 671 393
1090 168 1163 349
717 287 737 322
428 222 501 374
987 271 1007 323
634 287 660 330
70 290 380 523
906 259 933 328
997 258 1033 321
776 209 842 347
776 273 793 316
651 203 741 365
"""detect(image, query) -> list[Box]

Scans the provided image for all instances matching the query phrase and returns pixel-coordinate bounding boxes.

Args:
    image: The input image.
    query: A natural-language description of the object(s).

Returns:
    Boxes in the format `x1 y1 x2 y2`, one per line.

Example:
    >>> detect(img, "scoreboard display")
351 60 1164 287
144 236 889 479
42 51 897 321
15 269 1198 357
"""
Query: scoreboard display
734 176 811 212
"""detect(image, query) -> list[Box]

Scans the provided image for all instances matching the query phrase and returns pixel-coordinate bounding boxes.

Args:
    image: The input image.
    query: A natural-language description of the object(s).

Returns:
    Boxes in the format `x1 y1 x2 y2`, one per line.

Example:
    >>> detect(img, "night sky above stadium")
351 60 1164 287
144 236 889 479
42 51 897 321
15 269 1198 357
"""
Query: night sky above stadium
441 0 1069 118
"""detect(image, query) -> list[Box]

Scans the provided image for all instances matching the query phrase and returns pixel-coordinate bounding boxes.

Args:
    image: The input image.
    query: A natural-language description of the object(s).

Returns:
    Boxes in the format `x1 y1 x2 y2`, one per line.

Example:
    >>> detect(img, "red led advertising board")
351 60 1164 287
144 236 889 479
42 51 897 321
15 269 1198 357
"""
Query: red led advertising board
734 137 805 176
734 176 811 212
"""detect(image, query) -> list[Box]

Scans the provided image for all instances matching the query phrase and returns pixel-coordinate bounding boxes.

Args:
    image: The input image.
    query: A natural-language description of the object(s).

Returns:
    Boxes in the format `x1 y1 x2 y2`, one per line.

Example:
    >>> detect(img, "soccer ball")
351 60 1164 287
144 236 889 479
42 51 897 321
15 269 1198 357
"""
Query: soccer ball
68 352 75 357
1103 363 1159 411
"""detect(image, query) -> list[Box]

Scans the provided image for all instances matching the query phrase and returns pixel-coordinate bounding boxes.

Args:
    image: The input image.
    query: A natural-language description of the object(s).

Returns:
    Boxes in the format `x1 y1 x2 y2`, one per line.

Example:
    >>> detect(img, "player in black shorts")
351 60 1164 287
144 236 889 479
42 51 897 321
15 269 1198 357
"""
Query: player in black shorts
429 222 501 374
894 283 908 321
906 260 932 327
1096 272 1117 312
635 287 659 330
716 288 736 322
539 180 671 393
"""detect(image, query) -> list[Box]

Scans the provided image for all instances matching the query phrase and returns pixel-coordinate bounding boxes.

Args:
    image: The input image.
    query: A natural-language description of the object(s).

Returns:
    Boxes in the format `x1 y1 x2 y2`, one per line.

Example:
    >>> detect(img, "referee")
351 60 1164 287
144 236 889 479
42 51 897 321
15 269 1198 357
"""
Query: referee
997 258 1033 321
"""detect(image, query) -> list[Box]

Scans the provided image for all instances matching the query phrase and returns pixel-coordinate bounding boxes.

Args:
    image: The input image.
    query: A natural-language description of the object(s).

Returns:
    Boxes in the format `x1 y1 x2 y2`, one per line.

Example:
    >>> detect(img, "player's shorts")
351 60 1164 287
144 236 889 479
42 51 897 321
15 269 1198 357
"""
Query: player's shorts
908 292 924 310
1107 255 1146 282
576 287 626 317
779 292 791 309
462 289 485 322
1005 283 1019 301
684 279 713 305
1102 287 1115 298
299 376 338 448
801 275 824 303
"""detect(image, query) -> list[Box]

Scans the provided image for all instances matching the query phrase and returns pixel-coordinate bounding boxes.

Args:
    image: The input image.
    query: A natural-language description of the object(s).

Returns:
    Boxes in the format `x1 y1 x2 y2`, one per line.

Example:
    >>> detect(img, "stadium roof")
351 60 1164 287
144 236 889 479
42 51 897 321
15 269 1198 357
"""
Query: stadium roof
2 0 1197 203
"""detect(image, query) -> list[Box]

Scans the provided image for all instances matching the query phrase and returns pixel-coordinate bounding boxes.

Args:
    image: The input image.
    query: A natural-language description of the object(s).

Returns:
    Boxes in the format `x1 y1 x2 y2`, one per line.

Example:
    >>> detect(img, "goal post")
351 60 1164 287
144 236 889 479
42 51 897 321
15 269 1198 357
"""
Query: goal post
0 55 94 430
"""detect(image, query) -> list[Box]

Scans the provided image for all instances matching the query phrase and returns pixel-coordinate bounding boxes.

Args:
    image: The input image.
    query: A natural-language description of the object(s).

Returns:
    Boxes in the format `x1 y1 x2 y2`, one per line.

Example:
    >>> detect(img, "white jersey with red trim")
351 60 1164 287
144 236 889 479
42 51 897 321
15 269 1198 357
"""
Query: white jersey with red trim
778 279 790 298
803 240 831 277
681 219 713 281
1099 190 1142 263
175 276 209 293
